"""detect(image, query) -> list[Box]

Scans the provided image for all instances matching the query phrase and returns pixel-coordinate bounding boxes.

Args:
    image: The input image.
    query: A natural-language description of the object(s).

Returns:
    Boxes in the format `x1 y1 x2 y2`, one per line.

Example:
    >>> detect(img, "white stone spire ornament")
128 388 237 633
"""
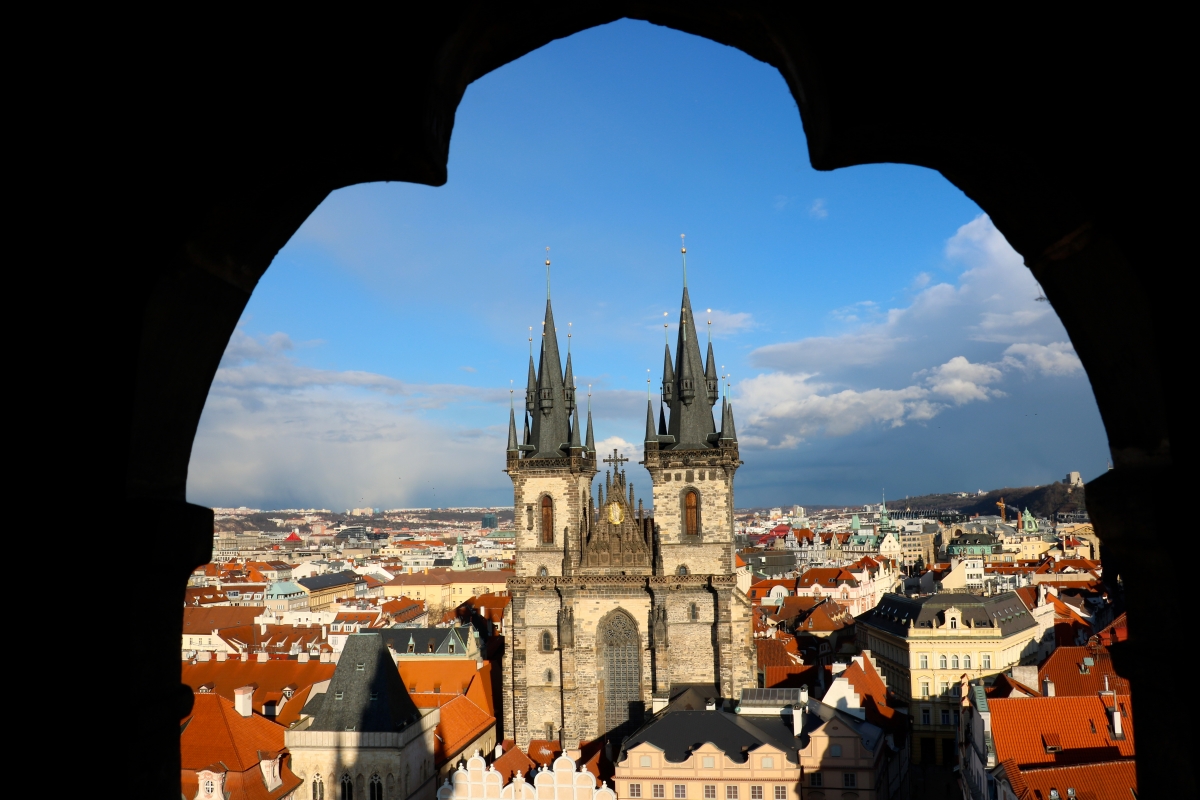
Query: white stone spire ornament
545 246 551 300
680 233 688 288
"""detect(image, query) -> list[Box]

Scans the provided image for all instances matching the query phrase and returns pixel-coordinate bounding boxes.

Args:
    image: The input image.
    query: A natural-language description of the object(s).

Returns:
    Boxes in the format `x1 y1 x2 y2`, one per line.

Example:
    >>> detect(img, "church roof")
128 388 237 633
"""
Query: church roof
305 633 420 732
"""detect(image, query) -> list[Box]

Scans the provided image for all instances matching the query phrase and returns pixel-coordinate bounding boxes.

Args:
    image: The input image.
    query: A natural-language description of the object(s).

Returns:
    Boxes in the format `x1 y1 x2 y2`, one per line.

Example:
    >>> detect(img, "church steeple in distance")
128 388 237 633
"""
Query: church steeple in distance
660 235 722 450
527 250 574 459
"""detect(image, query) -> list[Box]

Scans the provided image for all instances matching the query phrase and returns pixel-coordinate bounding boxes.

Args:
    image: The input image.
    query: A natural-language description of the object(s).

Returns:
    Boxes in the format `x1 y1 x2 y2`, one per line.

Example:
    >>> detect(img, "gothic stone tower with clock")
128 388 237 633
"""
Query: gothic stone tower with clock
502 269 756 752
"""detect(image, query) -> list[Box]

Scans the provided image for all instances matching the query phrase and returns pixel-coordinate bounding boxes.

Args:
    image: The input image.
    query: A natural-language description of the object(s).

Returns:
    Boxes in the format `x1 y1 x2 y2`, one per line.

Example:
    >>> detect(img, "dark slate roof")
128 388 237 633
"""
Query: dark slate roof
297 570 360 591
622 710 800 765
377 626 472 655
952 533 1000 546
859 591 1036 638
307 633 419 732
664 684 720 712
661 287 719 450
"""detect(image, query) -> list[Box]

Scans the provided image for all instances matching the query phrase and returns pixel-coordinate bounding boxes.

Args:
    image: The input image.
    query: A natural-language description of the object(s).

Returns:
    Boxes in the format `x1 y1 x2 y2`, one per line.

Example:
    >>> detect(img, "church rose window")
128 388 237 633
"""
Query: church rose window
601 612 640 733
541 497 554 544
685 491 699 536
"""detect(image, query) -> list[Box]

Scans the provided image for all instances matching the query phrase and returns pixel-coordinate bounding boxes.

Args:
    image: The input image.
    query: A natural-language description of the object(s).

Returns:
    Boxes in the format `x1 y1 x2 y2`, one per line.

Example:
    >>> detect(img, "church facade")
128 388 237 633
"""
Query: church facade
502 256 756 750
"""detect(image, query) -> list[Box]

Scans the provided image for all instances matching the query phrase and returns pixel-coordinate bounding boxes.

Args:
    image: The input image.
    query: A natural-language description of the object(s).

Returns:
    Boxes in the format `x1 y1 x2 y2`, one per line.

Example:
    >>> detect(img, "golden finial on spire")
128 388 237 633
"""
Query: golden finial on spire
663 311 669 345
545 246 551 300
567 322 572 354
647 369 651 400
528 326 533 356
680 234 688 288
707 308 712 344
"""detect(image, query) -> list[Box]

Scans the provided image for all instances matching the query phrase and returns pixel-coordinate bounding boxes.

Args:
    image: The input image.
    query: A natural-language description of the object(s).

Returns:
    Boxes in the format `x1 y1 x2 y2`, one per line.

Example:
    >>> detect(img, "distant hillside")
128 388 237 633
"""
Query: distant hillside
888 482 1087 520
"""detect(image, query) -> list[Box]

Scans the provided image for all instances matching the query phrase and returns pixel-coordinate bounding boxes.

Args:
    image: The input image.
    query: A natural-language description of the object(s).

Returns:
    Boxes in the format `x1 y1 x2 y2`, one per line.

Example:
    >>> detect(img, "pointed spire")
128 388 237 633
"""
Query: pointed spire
507 390 519 453
661 343 675 404
645 398 656 443
525 353 537 414
563 352 576 413
667 280 717 448
586 386 595 452
569 401 582 450
705 337 719 407
530 294 570 458
658 402 668 436
523 412 531 446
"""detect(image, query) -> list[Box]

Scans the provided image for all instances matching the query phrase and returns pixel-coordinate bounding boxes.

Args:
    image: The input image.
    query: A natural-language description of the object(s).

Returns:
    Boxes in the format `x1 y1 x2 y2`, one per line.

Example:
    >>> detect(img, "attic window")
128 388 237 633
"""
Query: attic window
407 643 415 653
356 663 365 671
335 692 344 700
448 642 455 653
370 692 378 701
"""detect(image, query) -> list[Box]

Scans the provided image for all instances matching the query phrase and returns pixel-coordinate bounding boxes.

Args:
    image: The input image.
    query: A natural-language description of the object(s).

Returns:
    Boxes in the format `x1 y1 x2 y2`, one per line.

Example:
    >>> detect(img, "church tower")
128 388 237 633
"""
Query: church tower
504 259 597 579
642 240 741 578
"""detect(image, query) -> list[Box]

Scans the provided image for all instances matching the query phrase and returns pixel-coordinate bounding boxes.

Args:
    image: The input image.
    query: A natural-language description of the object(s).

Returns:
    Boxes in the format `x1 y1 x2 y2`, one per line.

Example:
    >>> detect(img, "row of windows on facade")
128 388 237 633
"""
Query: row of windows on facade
920 707 961 727
308 772 390 800
626 778 856 798
918 680 963 699
533 490 703 545
915 653 991 670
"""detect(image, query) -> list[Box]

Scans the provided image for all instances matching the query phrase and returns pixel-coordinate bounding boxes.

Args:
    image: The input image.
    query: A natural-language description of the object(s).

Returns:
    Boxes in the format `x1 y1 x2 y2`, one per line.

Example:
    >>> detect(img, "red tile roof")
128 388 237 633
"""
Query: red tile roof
436 693 495 764
181 660 335 717
181 692 285 771
183 606 268 634
491 742 537 783
1039 646 1130 697
1000 759 1136 800
796 568 859 589
989 695 1135 767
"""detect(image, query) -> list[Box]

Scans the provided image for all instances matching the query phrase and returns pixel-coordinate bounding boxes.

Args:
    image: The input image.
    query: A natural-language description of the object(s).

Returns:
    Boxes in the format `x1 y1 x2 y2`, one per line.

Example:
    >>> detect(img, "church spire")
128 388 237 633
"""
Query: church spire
585 386 595 452
665 251 718 449
563 351 576 413
704 314 719 407
507 387 519 453
528 253 571 458
645 398 657 443
569 400 582 451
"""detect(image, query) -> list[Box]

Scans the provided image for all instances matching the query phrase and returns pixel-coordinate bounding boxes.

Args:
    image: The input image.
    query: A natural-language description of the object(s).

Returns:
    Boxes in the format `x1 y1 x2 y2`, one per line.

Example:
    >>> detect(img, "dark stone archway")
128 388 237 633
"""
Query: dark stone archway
67 5 1181 795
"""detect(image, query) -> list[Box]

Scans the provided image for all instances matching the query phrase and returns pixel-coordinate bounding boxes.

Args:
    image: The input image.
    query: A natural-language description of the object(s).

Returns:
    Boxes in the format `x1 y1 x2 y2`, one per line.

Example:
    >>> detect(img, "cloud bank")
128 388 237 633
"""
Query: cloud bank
735 215 1084 448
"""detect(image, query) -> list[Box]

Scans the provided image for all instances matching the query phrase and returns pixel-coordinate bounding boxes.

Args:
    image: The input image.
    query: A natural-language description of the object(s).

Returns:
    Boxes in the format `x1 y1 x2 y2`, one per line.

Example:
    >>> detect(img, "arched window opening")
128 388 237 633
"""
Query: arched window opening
538 566 549 577
545 669 555 683
541 496 554 544
312 775 325 800
684 491 699 537
341 774 353 800
938 655 948 669
541 630 554 651
950 617 958 629
951 655 959 669
370 775 383 800
963 655 972 669
689 603 699 621
676 565 689 576
600 611 640 734
546 722 555 740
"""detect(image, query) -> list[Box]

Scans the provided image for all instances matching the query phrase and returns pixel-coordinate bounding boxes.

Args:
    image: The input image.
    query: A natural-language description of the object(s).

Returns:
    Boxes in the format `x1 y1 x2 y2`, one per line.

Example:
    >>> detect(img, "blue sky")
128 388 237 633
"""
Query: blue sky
187 20 1109 511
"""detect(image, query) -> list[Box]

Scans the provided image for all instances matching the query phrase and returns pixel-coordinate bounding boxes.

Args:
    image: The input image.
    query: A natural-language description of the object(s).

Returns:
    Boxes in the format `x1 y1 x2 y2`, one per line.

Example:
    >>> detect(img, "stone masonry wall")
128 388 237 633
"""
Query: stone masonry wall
652 464 735 576
509 463 595 578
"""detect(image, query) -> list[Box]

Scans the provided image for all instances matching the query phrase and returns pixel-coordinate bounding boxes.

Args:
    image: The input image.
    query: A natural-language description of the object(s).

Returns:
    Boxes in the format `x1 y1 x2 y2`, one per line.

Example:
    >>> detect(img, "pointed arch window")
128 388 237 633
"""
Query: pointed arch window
684 491 699 537
689 603 700 621
541 631 554 652
676 565 689 576
341 774 353 800
369 775 383 800
312 775 324 800
541 496 554 544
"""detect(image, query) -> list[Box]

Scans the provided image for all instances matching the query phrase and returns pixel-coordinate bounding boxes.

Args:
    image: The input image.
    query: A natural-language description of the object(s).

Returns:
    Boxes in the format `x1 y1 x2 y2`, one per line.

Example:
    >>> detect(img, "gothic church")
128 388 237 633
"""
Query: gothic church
502 252 756 749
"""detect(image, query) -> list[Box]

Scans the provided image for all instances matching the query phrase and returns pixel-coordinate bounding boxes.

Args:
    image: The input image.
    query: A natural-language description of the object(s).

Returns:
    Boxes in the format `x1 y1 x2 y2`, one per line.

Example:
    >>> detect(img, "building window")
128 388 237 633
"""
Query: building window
541 497 554 544
545 669 555 683
312 775 324 800
542 631 554 652
919 654 928 669
341 774 353 800
951 655 959 669
703 757 715 768
982 654 992 669
939 681 950 696
941 709 951 725
939 655 948 669
920 680 930 697
705 787 717 799
685 491 700 537
830 745 841 757
690 603 700 621
963 655 972 669
809 774 822 788
677 565 689 576
751 787 763 800
726 787 739 800
653 786 665 798
538 566 549 577
370 774 383 800
640 757 653 767
546 723 555 740
774 788 786 800
843 774 856 788
675 785 687 799
921 708 931 725
760 757 773 769
203 779 215 796
629 786 642 798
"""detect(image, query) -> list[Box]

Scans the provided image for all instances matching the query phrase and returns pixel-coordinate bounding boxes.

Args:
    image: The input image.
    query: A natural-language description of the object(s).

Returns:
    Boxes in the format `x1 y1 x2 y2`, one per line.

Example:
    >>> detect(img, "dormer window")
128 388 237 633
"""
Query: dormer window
407 642 415 653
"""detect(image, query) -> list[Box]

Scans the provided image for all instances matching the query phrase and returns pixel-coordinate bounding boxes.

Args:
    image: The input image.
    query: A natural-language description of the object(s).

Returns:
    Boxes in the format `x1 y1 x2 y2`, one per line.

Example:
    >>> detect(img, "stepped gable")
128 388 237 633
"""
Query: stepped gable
306 633 419 732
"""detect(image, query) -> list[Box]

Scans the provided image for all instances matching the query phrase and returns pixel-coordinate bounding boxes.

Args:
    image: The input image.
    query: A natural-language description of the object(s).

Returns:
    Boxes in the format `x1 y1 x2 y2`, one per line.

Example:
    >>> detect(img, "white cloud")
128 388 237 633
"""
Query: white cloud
1002 342 1083 377
810 198 828 219
773 195 793 211
190 329 511 509
923 356 1004 405
594 436 641 462
752 330 901 373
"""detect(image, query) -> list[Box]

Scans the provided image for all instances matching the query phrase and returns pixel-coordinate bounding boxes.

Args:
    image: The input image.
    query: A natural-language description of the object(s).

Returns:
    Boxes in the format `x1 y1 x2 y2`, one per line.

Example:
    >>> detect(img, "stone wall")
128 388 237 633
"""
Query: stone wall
509 460 595 578
286 715 439 800
644 446 740 577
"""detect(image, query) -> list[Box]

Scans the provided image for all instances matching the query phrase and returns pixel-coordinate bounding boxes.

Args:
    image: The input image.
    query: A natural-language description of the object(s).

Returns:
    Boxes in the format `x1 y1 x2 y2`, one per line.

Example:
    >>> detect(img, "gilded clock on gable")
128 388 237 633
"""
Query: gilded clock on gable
607 502 624 525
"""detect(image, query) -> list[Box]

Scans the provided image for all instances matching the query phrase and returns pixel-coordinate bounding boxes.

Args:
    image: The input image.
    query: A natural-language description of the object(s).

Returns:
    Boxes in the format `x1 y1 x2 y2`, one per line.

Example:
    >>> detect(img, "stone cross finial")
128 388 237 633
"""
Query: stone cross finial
602 449 629 469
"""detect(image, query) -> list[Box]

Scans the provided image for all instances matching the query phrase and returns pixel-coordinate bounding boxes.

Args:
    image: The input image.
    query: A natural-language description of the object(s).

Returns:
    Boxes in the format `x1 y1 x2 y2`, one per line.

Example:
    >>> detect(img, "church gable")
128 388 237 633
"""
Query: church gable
580 458 652 574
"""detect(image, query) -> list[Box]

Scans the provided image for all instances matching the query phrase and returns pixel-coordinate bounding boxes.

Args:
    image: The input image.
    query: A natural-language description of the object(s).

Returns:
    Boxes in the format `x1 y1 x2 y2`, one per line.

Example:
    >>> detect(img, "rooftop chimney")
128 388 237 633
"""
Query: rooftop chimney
705 699 717 711
257 652 269 662
216 651 227 662
234 686 254 717
1043 677 1055 697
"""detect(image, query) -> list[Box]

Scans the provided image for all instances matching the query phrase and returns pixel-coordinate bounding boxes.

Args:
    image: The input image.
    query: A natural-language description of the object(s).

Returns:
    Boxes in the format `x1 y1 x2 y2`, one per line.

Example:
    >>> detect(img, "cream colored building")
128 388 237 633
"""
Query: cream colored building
384 568 513 619
857 591 1041 766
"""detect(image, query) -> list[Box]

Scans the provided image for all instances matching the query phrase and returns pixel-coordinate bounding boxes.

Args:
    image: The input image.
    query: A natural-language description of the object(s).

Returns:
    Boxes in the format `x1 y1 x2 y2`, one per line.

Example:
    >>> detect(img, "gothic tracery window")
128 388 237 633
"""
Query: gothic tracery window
684 491 699 537
601 611 640 734
341 774 353 800
312 775 324 800
370 774 383 800
541 496 554 544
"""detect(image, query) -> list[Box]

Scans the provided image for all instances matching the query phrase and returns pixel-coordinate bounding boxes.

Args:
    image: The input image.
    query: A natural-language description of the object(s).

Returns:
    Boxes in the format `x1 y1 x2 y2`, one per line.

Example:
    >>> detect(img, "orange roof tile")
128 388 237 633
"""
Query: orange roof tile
181 660 335 717
181 693 285 771
989 695 1135 767
183 606 268 634
1039 646 1130 697
491 743 536 783
1002 759 1136 800
437 693 495 764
